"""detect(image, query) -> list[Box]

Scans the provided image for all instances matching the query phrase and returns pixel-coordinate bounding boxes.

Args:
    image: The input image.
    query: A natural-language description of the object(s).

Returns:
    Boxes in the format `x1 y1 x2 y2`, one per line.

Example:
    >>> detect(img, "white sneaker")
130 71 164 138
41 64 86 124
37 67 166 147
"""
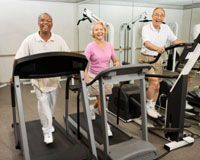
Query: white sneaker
154 108 162 118
107 123 113 137
44 132 53 144
185 101 193 110
146 104 161 118
90 105 96 120
51 126 55 133
193 88 200 97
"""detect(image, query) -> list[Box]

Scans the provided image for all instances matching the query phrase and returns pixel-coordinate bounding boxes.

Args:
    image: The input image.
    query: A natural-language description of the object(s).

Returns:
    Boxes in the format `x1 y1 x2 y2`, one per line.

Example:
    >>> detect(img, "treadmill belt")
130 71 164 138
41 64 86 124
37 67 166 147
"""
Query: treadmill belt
70 113 132 145
26 119 95 160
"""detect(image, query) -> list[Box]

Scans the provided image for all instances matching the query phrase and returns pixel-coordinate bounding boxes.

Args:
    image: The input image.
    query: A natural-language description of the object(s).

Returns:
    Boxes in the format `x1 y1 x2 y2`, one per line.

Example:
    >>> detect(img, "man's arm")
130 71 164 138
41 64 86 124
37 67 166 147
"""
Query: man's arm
144 41 165 54
172 39 184 45
15 38 30 59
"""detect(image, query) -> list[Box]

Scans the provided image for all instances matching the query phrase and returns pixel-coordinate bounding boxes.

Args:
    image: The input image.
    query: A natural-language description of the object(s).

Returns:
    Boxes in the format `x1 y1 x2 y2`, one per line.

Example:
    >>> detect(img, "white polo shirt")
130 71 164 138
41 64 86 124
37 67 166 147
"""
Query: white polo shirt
141 22 177 56
15 32 70 92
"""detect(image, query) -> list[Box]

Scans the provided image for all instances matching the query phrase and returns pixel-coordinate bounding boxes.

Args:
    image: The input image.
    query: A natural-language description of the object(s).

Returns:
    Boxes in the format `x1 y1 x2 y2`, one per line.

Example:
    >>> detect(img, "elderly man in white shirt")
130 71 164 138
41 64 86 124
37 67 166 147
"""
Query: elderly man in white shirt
139 7 184 118
15 13 70 144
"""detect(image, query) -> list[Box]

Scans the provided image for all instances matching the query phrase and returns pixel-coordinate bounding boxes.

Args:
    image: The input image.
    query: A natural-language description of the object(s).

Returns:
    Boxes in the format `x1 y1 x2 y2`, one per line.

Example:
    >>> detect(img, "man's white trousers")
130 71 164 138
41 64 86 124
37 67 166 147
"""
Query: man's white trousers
34 87 57 133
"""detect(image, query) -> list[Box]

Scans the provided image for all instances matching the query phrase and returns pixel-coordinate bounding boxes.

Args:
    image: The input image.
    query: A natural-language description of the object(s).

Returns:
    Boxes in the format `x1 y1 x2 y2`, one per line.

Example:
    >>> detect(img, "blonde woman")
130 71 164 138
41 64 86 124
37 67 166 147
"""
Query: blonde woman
84 21 120 136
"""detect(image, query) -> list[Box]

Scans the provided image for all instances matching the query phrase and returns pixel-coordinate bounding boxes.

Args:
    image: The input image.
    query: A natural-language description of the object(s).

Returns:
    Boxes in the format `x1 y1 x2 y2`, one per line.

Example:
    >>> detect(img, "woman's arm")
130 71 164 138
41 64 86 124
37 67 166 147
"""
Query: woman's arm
112 57 120 66
84 68 90 83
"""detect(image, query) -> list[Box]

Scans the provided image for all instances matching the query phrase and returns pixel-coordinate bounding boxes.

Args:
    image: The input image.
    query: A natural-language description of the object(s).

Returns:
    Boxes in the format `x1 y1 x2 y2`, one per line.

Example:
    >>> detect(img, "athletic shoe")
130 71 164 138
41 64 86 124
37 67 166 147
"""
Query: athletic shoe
185 101 193 110
146 104 161 118
51 126 55 133
107 123 113 136
154 107 162 118
44 132 53 144
90 105 96 120
193 87 200 97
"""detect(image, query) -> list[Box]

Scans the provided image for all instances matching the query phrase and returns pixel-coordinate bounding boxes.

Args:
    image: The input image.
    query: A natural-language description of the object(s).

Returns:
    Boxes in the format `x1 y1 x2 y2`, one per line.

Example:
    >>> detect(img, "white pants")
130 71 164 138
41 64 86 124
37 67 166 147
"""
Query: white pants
34 87 57 133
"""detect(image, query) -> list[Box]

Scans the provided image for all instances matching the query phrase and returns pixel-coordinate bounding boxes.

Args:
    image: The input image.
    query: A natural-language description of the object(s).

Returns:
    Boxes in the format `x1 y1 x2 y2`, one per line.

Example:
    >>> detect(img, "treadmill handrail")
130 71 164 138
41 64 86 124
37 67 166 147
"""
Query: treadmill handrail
13 51 88 79
148 43 193 64
87 64 151 86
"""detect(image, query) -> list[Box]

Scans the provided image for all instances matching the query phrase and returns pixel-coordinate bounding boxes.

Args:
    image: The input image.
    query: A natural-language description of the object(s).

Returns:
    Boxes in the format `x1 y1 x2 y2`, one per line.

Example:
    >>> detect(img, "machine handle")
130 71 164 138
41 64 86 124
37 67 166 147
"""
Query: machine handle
165 43 193 51
10 82 15 108
148 43 193 64
77 17 92 25
148 54 161 64
139 19 166 24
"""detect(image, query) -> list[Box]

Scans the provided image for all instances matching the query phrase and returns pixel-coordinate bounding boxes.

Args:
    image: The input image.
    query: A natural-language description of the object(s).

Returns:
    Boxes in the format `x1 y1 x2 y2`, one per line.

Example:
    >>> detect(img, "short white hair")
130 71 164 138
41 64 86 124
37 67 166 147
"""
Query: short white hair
38 13 53 22
90 21 107 38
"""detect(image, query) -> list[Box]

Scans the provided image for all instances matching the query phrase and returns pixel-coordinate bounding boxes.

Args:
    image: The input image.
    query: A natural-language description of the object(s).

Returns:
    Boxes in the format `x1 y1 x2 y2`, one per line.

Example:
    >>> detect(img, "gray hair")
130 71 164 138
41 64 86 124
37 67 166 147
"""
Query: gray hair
38 13 53 22
153 7 165 15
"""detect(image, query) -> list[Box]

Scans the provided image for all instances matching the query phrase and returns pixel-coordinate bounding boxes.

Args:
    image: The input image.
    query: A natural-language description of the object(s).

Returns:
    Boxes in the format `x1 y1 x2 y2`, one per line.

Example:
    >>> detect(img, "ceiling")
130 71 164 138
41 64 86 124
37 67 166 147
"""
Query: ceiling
25 0 86 3
25 0 200 5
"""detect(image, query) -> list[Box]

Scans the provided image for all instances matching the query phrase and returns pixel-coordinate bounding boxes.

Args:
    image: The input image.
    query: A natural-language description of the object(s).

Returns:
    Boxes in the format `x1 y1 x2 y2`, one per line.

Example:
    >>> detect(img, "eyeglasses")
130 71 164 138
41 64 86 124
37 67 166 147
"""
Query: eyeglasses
39 19 52 23
153 13 165 18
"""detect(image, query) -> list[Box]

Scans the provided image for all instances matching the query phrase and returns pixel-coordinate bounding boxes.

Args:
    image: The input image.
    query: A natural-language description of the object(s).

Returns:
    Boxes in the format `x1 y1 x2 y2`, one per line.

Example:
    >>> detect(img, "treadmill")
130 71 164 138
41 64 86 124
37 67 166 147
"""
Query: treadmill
11 51 97 160
68 64 157 160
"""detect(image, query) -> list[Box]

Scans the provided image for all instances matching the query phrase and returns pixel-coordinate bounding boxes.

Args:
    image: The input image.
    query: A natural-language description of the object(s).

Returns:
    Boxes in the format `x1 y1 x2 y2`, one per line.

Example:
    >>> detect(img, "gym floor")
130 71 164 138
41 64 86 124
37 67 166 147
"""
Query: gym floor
0 75 200 160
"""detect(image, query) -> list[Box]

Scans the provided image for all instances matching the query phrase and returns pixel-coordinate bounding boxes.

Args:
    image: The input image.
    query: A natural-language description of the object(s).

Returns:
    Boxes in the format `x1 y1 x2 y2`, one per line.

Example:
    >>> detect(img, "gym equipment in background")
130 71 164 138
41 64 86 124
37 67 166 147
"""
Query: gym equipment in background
78 8 114 46
119 12 147 65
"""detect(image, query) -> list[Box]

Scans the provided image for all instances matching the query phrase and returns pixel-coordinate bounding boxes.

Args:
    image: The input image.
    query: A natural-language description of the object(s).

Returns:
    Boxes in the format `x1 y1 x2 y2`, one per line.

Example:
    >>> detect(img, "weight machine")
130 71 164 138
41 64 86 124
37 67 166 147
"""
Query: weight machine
78 8 114 46
166 22 179 71
119 12 147 65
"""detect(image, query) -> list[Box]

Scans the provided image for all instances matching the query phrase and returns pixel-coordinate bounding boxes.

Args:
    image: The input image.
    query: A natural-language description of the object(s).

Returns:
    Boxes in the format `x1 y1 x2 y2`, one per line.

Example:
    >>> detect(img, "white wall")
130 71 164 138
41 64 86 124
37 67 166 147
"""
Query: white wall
0 0 78 83
181 9 193 41
0 0 198 83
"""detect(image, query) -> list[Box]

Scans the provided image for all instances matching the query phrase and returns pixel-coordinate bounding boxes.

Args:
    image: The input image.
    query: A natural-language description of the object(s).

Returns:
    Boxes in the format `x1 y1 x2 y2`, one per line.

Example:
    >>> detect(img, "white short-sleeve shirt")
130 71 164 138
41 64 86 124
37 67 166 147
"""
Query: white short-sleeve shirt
15 32 70 92
141 22 177 56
